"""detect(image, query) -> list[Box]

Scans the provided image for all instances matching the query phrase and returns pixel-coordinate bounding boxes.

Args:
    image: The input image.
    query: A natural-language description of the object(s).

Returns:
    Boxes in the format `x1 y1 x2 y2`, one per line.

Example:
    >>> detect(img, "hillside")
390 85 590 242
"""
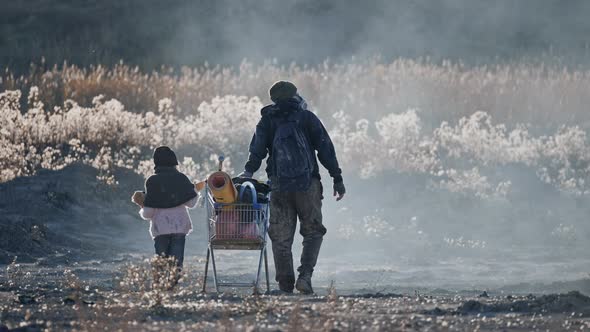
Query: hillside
0 164 147 264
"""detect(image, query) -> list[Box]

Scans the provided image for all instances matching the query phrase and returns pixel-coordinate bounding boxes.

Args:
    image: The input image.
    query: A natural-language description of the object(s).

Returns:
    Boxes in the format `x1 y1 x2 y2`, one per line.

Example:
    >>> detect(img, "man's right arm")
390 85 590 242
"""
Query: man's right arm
244 117 270 175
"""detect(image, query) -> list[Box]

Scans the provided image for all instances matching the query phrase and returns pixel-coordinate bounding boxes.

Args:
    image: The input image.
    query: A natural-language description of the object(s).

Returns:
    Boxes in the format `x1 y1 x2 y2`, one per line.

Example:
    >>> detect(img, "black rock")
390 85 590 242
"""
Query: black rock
478 291 489 298
15 294 36 305
423 307 448 316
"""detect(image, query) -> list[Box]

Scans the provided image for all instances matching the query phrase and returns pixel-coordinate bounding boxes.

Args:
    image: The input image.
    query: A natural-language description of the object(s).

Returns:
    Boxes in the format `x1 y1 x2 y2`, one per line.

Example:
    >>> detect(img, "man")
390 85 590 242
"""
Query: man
239 81 346 294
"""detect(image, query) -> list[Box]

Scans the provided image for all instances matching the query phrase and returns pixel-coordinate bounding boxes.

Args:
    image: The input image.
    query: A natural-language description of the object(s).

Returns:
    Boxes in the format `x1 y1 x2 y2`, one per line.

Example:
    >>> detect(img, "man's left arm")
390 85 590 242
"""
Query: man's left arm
308 112 345 200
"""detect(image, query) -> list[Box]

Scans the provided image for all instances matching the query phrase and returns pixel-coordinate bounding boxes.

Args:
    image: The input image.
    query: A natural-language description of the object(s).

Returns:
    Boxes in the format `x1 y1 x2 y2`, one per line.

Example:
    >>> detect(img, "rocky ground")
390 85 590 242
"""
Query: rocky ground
1 257 590 331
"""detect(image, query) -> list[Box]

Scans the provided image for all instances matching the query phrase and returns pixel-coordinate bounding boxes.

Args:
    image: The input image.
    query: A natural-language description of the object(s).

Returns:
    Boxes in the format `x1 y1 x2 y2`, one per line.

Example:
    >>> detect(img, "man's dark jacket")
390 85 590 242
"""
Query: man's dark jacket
244 96 342 191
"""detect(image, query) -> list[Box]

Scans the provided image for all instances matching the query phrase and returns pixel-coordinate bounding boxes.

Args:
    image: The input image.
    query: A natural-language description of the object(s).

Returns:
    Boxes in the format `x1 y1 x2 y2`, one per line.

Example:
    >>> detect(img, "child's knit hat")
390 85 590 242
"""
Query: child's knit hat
153 146 178 167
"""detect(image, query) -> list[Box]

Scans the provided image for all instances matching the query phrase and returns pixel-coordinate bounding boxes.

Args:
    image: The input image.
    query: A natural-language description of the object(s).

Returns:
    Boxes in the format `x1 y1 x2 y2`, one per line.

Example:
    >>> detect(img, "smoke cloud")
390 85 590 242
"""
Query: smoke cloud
3 0 590 70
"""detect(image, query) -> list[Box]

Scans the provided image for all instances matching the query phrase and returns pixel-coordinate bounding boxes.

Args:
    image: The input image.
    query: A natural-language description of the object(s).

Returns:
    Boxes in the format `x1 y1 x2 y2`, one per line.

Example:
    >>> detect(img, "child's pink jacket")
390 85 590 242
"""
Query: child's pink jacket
139 196 199 238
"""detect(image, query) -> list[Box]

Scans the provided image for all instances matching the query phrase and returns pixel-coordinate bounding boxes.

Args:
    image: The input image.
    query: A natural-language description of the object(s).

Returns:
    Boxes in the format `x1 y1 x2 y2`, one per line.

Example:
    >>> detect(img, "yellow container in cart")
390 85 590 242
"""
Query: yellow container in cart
206 155 237 205
207 171 237 204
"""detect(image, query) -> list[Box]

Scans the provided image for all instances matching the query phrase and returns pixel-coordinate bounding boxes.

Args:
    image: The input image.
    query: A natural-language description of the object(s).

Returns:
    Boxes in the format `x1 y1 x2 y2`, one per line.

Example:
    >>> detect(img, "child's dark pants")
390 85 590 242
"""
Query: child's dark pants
154 233 186 268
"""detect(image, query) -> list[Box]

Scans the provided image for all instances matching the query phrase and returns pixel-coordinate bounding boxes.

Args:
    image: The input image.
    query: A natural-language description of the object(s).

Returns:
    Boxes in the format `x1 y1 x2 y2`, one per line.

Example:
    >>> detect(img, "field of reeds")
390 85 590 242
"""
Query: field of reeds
4 59 590 126
2 59 590 195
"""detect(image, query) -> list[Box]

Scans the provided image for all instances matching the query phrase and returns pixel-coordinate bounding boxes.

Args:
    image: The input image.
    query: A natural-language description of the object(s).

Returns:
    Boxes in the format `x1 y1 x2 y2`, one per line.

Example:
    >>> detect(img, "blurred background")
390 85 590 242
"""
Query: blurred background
2 0 590 72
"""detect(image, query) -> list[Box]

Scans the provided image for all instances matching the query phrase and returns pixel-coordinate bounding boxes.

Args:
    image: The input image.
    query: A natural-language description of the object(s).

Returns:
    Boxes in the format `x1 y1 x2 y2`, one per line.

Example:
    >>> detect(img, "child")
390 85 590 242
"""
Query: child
131 146 200 274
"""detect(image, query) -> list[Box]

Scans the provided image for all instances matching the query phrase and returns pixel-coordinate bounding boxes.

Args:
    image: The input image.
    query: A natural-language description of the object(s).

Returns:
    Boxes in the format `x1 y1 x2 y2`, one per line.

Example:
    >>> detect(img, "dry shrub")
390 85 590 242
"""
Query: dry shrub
286 301 303 332
2 82 590 198
118 255 182 309
327 280 338 303
62 268 83 291
5 257 24 289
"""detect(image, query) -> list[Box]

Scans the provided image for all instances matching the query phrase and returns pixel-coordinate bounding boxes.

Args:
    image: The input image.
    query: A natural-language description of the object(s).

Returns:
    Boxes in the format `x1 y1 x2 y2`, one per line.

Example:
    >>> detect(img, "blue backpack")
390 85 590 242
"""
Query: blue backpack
271 113 314 191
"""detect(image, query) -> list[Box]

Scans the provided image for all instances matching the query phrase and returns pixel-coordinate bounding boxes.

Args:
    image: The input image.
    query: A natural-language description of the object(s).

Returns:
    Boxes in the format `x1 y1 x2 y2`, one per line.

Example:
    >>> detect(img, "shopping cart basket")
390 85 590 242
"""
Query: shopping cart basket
201 180 271 294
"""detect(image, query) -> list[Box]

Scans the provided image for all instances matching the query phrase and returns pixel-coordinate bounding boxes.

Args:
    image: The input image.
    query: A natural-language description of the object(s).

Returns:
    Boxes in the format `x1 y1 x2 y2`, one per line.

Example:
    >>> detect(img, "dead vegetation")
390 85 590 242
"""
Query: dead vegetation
1 259 589 331
4 59 590 128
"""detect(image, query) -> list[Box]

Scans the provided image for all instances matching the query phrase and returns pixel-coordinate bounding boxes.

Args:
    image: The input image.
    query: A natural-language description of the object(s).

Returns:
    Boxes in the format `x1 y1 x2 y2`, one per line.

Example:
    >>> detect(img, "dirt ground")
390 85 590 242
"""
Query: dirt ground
1 255 589 332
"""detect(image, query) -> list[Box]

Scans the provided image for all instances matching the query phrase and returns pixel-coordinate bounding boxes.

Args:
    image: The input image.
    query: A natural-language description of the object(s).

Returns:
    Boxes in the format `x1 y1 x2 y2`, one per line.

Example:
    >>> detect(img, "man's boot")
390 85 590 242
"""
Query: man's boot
273 250 295 293
295 271 314 294
296 235 323 294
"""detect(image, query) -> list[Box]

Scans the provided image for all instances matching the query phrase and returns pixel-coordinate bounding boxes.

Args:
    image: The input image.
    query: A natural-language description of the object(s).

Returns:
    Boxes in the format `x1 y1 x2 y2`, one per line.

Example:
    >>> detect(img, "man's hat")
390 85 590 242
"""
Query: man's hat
269 81 297 102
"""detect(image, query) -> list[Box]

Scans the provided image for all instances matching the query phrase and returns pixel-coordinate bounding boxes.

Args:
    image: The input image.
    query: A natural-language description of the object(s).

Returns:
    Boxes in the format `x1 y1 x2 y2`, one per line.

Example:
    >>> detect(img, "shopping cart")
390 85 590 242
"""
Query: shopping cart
201 180 271 294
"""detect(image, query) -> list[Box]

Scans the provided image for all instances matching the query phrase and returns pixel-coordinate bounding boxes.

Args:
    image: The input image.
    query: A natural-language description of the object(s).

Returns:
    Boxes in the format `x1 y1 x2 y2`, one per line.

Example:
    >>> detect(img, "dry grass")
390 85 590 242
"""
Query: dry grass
3 59 590 127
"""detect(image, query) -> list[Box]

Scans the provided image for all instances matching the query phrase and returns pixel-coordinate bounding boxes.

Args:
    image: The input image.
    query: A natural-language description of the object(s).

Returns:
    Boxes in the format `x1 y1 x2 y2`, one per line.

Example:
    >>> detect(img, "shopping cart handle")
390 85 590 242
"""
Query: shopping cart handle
239 181 257 205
